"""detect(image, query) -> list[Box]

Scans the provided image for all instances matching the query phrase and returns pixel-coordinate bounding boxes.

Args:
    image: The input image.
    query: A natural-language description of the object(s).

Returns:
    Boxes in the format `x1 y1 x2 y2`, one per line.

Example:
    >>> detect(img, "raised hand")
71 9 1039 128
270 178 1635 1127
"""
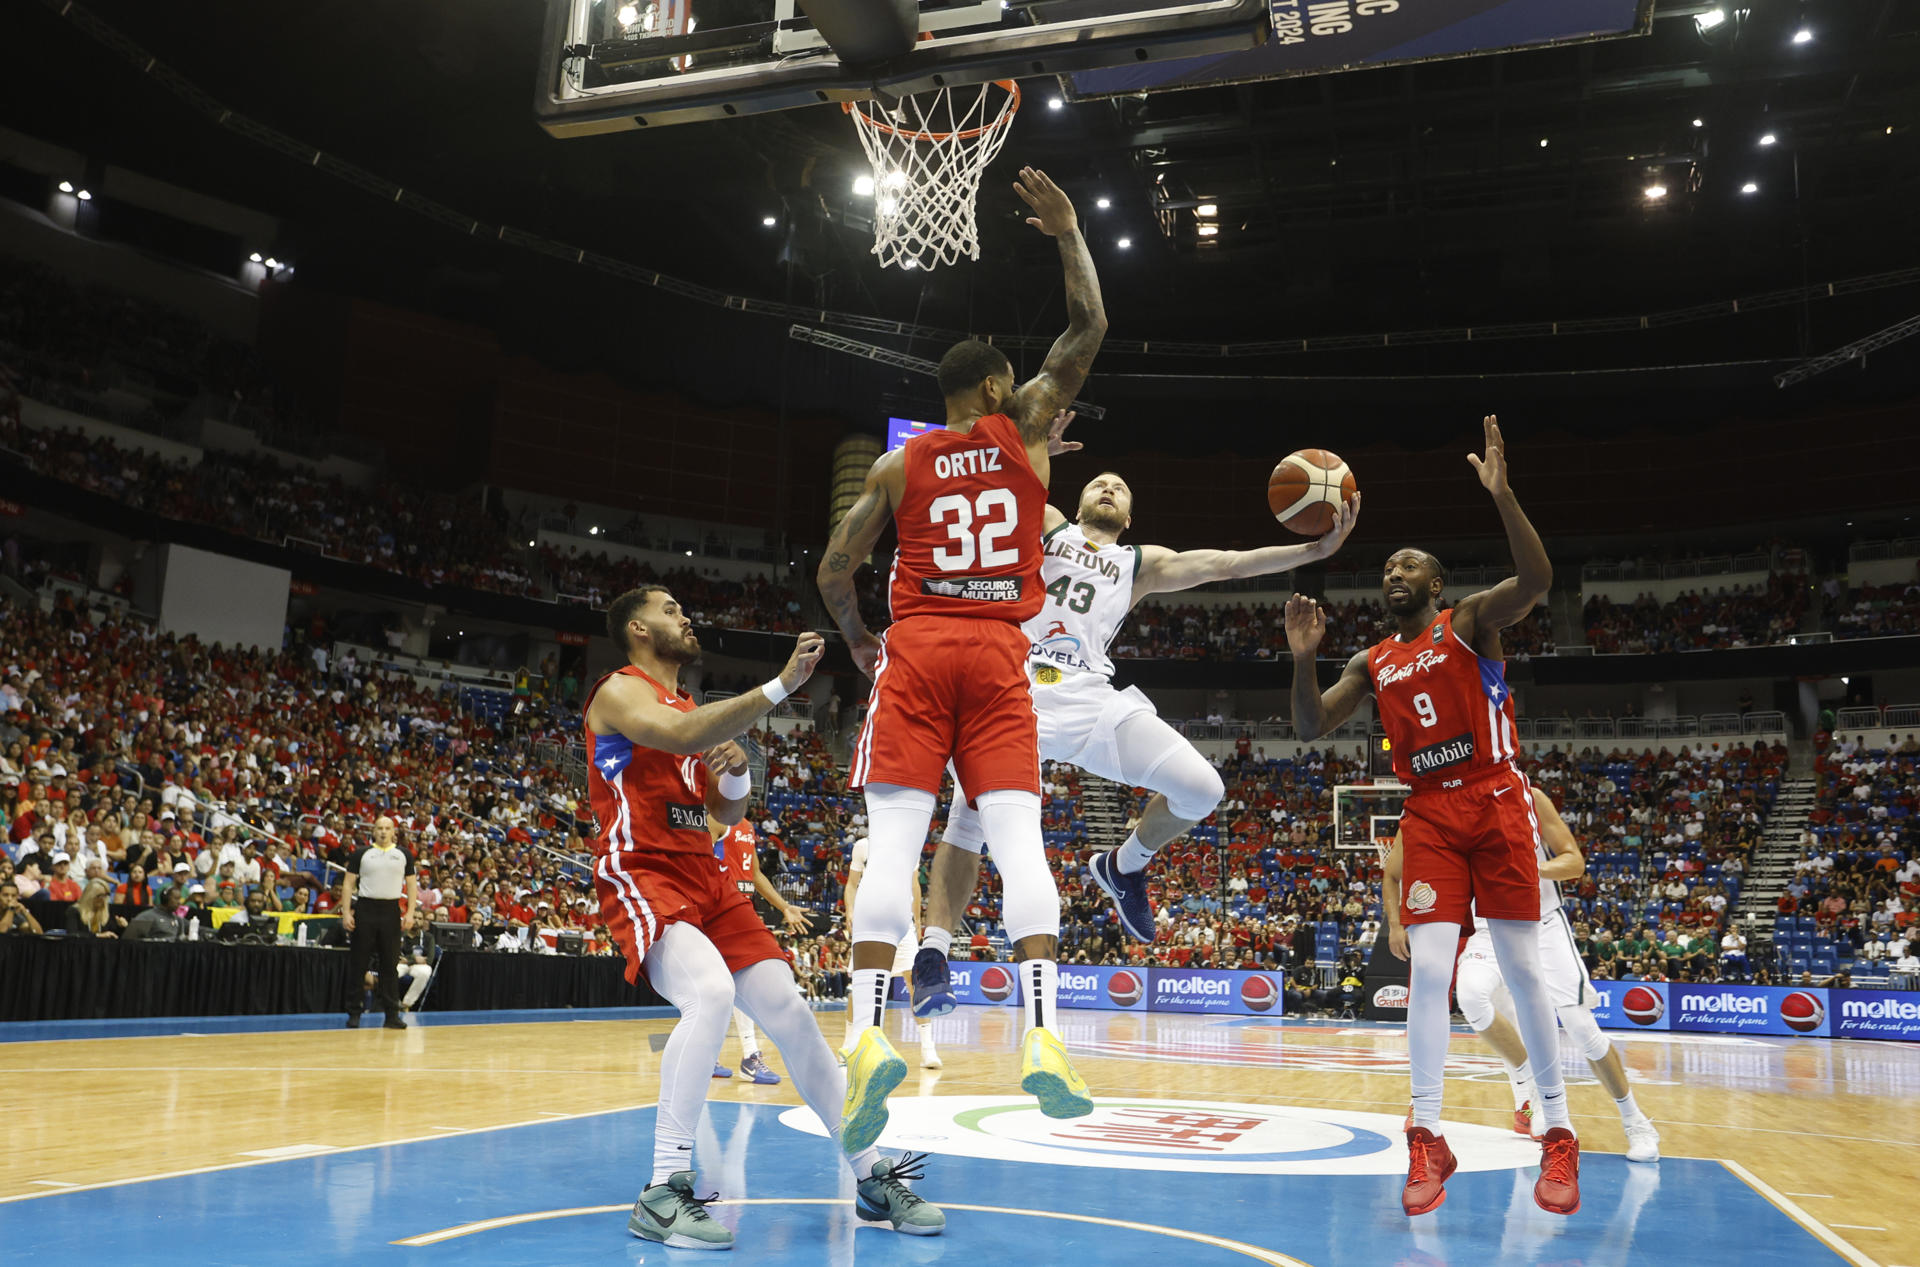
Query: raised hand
1046 408 1081 457
703 741 749 776
780 632 826 694
1284 594 1327 659
1466 414 1508 497
1313 491 1361 560
1013 166 1078 238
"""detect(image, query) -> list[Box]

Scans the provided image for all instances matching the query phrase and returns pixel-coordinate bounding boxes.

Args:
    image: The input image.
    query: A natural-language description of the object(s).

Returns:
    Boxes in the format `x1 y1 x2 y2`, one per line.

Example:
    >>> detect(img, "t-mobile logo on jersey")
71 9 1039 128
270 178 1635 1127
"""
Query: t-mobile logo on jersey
665 803 707 832
1377 649 1448 688
1407 734 1474 778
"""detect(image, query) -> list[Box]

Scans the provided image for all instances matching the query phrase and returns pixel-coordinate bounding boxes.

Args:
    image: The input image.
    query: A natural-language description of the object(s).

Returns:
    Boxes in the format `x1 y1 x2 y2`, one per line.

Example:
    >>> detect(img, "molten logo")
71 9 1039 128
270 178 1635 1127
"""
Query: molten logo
1240 975 1279 1013
1780 990 1825 1033
979 965 1015 1003
1108 970 1144 1008
1621 985 1665 1026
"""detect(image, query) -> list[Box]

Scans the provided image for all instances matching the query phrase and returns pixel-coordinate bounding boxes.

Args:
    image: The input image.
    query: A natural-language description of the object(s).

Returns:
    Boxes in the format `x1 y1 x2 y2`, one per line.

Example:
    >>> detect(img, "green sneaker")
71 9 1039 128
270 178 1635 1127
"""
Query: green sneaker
627 1171 733 1251
855 1153 946 1236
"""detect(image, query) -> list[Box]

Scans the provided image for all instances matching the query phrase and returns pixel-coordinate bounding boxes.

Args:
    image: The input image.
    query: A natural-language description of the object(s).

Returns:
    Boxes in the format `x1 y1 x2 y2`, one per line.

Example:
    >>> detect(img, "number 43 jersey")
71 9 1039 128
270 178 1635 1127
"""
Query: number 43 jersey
889 412 1048 625
1024 522 1141 684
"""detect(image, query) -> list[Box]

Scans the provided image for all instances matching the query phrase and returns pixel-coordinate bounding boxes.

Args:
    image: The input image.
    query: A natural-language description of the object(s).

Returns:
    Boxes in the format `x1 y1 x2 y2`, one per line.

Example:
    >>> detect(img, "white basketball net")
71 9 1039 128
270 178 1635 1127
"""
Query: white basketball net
844 81 1020 272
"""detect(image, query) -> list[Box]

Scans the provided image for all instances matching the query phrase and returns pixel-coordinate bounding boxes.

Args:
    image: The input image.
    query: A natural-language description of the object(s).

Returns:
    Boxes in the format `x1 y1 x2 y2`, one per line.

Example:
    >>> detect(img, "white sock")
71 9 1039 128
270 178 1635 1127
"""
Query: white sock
918 1018 934 1044
1614 1090 1643 1121
733 1008 759 1060
848 1145 882 1178
920 926 952 957
1506 1059 1534 1109
1022 959 1058 1034
851 968 890 1033
1537 1087 1572 1132
1115 832 1155 875
652 1141 693 1187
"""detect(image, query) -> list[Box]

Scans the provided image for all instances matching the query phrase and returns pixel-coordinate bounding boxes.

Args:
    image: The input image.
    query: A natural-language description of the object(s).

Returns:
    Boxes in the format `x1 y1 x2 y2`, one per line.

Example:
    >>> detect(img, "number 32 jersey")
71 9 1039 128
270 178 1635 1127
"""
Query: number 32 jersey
889 412 1048 624
1369 608 1520 791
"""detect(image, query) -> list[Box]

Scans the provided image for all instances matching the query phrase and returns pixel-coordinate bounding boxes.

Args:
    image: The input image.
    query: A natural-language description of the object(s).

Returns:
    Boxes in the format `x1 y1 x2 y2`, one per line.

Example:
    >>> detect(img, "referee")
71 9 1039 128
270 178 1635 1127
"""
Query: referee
343 815 419 1030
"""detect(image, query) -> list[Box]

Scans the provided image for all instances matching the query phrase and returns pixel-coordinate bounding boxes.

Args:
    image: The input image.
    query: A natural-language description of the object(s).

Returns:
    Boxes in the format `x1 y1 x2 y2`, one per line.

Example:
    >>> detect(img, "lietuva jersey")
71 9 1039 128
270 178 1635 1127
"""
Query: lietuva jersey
1369 608 1518 791
1024 522 1141 684
888 412 1048 624
583 666 713 857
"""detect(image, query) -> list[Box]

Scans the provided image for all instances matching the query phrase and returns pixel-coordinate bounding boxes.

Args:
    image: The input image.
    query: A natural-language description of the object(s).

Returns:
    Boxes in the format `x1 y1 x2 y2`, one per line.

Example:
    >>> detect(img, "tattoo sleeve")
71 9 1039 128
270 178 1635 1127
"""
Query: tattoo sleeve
1017 228 1108 444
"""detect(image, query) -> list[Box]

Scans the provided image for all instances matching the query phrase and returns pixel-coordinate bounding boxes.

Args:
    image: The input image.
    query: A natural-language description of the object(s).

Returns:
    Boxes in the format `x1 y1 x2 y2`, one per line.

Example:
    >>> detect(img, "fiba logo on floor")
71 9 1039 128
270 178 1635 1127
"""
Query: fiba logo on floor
1107 970 1144 1008
1622 985 1666 1026
1239 975 1278 1012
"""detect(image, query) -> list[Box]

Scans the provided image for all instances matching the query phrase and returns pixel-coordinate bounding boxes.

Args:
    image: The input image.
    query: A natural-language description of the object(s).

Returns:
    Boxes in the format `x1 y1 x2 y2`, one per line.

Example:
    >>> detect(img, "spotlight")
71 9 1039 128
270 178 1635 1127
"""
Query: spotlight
881 169 909 191
1741 181 1759 194
1195 202 1218 217
1095 197 1111 209
1538 138 1549 148
901 259 920 270
1694 8 1726 33
1692 118 1705 128
1197 224 1218 237
1759 133 1777 146
684 550 693 557
1791 27 1812 45
58 180 74 193
852 173 875 196
249 252 263 263
1116 237 1132 249
264 257 279 269
76 189 92 201
878 196 899 216
589 526 600 535
527 540 536 547
1047 97 1063 111
616 2 638 24
761 215 777 227
1644 185 1667 200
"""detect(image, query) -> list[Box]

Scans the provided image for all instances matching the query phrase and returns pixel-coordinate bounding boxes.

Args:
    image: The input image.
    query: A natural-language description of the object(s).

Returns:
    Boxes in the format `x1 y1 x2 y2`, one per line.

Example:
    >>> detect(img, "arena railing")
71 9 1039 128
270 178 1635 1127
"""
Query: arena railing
1579 553 1779 583
1849 539 1920 563
1834 704 1920 732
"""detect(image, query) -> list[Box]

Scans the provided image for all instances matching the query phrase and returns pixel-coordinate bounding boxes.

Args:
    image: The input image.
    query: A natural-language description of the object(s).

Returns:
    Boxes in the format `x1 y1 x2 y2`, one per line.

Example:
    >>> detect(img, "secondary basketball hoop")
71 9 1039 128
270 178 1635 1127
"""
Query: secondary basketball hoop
843 80 1018 271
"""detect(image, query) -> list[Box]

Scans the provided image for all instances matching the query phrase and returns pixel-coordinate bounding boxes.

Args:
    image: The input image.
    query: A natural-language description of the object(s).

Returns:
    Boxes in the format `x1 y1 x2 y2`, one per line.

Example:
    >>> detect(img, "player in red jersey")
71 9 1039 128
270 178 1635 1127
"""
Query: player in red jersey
1286 417 1580 1218
709 813 815 1085
587 586 943 1248
817 166 1107 1154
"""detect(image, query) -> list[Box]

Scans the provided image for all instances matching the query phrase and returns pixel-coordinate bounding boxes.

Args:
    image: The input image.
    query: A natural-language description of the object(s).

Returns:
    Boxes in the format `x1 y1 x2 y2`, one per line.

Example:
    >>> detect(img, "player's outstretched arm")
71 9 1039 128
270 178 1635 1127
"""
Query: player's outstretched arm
1010 169 1107 454
702 741 752 826
1285 594 1370 741
817 451 902 678
1134 495 1359 603
1452 415 1552 645
591 635 823 756
1531 788 1585 883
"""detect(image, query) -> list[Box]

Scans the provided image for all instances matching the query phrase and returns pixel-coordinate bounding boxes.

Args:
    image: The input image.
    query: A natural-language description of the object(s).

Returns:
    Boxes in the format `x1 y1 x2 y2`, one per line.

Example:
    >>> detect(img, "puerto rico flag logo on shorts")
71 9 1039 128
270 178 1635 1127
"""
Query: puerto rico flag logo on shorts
1406 881 1437 914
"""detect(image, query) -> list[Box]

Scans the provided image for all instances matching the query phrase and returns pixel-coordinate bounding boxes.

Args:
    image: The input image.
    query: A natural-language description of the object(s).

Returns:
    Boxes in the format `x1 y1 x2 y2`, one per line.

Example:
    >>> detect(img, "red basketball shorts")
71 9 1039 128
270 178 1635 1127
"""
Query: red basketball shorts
593 848 784 986
849 614 1040 798
1397 765 1542 926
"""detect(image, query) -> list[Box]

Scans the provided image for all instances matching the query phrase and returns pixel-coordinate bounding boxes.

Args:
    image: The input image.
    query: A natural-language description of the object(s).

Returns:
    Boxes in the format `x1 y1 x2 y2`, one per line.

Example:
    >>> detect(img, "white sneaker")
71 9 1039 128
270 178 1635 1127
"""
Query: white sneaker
920 1038 942 1070
1623 1115 1660 1163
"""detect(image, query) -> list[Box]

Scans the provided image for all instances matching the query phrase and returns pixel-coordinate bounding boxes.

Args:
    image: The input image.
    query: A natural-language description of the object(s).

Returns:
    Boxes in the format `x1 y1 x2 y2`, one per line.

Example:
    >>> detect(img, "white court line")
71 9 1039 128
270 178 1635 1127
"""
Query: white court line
0 1101 658 1205
1787 1192 1837 1199
1833 1226 1890 1232
536 1112 571 1118
427 1126 468 1133
1720 1159 1882 1267
236 1144 336 1160
28 1181 77 1188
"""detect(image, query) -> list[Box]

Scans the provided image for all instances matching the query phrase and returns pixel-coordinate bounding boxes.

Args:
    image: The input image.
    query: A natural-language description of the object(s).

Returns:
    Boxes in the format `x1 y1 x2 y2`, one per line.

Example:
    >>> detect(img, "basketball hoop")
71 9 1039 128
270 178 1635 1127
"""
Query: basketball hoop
843 80 1020 271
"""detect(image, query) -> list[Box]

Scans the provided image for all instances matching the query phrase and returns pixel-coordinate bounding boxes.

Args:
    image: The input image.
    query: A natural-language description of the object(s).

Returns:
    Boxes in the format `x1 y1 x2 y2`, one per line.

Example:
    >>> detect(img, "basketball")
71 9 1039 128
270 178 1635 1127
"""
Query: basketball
1780 990 1826 1033
1622 985 1666 1026
1107 969 1144 1008
1240 974 1279 1013
979 964 1016 1003
1268 448 1357 536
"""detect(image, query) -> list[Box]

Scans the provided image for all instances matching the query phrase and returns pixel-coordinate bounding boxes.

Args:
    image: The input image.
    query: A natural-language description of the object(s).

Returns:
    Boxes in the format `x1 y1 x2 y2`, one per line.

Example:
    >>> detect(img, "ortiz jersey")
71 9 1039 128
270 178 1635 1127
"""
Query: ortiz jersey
887 412 1048 624
1369 608 1519 791
1024 522 1141 684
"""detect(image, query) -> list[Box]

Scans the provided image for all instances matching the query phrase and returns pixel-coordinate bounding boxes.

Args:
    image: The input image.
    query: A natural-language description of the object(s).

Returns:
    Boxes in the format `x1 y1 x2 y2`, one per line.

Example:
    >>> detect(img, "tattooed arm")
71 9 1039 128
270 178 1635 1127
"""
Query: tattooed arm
816 450 903 678
1008 167 1107 480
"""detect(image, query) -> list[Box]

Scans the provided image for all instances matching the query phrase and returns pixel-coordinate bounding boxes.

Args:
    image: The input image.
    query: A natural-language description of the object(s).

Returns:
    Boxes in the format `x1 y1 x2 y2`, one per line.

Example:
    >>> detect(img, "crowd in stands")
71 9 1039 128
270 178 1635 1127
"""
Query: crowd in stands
1829 570 1920 640
539 546 805 632
1581 573 1809 654
1084 598 1556 662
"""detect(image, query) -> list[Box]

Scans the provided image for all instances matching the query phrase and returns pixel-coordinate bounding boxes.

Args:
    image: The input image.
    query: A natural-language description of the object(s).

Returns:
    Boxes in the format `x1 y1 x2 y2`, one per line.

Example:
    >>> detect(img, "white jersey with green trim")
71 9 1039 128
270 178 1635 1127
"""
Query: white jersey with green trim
1023 522 1141 683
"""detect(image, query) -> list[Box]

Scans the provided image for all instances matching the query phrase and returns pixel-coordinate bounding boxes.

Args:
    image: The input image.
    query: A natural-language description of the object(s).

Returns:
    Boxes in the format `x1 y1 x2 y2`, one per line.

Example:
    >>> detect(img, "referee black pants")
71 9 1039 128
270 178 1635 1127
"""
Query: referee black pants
347 898 403 1017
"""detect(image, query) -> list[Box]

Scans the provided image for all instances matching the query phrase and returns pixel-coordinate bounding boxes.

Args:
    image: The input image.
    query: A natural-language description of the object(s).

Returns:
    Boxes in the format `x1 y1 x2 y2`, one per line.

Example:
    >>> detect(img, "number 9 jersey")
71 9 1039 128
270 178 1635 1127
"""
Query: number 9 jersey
887 412 1048 624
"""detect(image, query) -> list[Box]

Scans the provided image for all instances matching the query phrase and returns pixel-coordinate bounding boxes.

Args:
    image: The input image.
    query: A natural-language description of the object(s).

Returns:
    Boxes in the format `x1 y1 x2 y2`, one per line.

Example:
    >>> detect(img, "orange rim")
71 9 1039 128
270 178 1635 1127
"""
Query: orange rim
843 80 1021 142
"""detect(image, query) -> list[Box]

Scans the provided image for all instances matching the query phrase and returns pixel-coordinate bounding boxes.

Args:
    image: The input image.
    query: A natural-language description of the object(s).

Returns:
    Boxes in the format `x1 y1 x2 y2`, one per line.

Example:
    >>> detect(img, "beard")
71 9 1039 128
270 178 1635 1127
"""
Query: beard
654 629 701 665
1079 502 1126 533
1383 589 1423 617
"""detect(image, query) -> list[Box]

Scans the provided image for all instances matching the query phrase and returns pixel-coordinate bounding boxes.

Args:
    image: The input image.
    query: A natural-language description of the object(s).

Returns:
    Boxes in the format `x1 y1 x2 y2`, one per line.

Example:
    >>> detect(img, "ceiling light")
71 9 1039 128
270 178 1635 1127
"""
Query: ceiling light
76 189 92 201
1047 97 1063 111
1095 197 1111 209
1692 118 1705 128
761 215 777 227
1694 9 1726 33
1886 126 1894 136
1117 237 1132 249
1538 138 1548 148
249 252 263 263
264 257 279 269
1759 133 1776 146
1196 202 1218 217
1644 185 1667 200
616 2 638 24
852 173 875 196
878 196 899 216
881 169 909 191
1197 224 1218 237
1741 181 1759 194
589 526 599 535
527 540 536 547
901 259 920 270
58 180 74 193
1791 27 1812 45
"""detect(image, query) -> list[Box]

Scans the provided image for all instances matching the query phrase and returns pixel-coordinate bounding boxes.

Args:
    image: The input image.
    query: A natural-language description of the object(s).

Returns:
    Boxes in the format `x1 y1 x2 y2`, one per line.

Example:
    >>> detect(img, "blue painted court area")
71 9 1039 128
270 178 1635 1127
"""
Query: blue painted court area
0 1098 1849 1266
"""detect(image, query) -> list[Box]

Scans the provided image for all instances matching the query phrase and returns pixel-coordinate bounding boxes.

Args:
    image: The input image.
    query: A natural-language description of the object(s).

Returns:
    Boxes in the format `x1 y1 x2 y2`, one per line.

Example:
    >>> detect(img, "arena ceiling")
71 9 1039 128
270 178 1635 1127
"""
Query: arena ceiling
5 0 1919 445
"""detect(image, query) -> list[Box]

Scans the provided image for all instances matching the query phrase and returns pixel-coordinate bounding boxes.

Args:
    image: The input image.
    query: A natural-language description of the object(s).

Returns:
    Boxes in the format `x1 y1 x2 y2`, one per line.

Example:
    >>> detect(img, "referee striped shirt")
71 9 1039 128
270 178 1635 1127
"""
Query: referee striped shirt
348 843 413 900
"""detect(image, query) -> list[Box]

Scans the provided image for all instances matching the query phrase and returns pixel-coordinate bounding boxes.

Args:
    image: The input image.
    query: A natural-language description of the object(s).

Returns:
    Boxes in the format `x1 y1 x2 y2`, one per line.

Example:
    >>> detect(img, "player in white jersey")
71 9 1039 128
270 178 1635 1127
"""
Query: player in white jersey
841 834 940 1069
909 467 1359 1009
1384 786 1660 1162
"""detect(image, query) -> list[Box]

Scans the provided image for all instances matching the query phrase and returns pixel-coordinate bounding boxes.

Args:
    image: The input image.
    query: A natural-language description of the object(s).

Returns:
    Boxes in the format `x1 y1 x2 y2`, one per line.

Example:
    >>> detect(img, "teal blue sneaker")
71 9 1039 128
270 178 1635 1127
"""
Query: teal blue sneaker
627 1171 733 1250
855 1152 946 1236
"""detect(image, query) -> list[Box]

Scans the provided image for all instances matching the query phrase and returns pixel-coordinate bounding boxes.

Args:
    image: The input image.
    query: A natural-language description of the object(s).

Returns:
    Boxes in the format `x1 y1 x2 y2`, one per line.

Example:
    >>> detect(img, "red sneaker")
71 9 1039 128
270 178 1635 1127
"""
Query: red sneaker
1534 1127 1582 1215
1514 1101 1539 1138
1402 1127 1458 1216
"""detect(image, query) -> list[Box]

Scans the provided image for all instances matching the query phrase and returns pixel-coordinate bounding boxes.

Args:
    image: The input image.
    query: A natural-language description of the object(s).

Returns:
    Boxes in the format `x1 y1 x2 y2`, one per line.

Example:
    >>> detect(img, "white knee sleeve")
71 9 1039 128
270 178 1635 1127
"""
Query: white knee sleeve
942 796 986 854
976 789 1058 943
1118 716 1223 822
852 784 934 946
1558 1004 1613 1063
1454 959 1503 1032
